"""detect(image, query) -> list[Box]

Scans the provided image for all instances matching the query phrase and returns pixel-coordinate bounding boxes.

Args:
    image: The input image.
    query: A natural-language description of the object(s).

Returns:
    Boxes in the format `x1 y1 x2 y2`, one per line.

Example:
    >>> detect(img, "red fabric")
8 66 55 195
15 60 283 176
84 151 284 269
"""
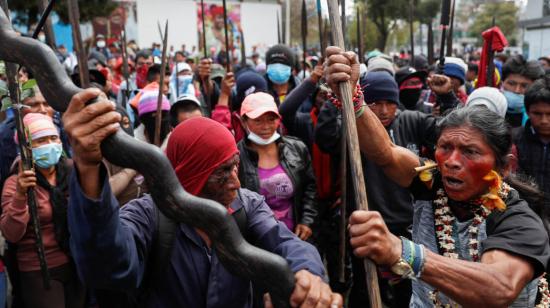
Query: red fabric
310 107 333 200
477 27 508 88
211 105 232 131
166 117 239 196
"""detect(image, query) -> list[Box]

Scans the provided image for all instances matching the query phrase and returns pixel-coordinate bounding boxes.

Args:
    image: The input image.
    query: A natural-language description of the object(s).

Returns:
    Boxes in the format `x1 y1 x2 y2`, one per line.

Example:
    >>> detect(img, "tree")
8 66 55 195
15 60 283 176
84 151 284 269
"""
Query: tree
470 2 519 45
8 0 117 30
356 0 408 52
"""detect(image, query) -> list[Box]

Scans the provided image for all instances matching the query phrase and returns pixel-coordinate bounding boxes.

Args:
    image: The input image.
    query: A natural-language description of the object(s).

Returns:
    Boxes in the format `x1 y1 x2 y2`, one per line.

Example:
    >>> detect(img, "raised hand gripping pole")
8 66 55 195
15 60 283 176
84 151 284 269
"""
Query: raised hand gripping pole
326 0 382 307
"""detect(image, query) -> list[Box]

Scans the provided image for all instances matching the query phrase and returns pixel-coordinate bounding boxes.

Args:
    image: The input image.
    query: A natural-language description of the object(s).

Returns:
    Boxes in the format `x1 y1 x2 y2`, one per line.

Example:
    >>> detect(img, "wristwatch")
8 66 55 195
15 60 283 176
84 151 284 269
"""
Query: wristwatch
390 258 414 279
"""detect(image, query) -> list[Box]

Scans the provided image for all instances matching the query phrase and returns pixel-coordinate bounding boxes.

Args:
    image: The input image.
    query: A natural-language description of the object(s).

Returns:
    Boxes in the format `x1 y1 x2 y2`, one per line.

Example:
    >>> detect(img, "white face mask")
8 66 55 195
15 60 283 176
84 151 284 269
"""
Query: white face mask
247 131 280 146
97 40 106 48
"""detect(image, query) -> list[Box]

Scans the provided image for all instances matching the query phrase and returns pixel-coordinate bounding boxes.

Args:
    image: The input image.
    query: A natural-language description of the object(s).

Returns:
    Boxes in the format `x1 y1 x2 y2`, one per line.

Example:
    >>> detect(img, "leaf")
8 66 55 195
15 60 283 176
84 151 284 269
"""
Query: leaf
1 96 12 112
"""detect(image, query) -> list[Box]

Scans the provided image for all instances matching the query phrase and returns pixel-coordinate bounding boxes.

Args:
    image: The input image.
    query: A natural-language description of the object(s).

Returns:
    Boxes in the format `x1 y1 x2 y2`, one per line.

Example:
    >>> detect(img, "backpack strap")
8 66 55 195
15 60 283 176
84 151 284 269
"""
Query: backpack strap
148 207 178 286
143 194 251 303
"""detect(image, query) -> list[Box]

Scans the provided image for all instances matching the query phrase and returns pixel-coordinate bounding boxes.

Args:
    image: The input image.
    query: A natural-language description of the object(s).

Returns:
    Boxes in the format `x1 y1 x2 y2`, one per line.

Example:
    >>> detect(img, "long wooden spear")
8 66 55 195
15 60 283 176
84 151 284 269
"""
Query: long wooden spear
277 11 281 45
1 1 51 289
240 29 246 68
301 0 307 79
35 0 56 48
326 0 382 307
408 0 415 65
67 0 89 88
438 0 452 72
487 17 496 88
316 0 324 58
120 27 130 108
154 20 168 147
201 0 208 59
356 7 362 62
222 0 231 72
446 0 456 57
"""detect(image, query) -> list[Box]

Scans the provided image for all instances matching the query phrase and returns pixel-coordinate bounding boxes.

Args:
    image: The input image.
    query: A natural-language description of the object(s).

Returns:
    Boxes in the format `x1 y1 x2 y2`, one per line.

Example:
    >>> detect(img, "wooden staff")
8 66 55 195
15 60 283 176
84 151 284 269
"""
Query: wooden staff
222 0 231 72
1 1 51 289
35 0 56 49
277 11 282 44
316 0 324 58
201 0 208 59
356 7 362 63
438 0 452 73
240 30 246 68
154 20 168 147
120 27 130 108
446 0 456 57
487 17 496 88
68 0 89 88
301 0 307 79
408 0 415 65
338 122 347 283
326 0 382 307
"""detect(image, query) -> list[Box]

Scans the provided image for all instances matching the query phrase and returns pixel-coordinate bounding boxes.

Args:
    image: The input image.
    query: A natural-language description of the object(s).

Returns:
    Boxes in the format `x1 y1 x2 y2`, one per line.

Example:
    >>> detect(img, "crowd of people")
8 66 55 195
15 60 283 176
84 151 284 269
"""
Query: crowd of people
0 27 550 308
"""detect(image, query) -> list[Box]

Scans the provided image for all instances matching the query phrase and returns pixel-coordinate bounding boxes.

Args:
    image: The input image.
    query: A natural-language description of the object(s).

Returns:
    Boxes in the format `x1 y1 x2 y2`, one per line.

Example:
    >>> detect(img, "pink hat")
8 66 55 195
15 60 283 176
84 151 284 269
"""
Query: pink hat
15 113 58 144
240 92 280 119
138 89 170 116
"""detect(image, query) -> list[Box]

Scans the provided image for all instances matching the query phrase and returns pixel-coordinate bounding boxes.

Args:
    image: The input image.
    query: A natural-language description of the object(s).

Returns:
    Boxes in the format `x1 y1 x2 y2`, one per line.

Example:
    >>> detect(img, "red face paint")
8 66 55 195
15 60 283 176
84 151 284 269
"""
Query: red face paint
435 126 496 202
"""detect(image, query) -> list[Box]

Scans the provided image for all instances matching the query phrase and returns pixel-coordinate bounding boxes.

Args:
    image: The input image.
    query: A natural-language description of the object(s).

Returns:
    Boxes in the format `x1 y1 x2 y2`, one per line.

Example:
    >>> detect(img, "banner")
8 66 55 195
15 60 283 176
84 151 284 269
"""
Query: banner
198 2 242 60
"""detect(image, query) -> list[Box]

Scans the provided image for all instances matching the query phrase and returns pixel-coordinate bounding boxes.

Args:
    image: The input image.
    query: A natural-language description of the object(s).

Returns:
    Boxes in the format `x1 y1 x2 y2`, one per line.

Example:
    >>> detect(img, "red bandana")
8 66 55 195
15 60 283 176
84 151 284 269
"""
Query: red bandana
166 117 239 196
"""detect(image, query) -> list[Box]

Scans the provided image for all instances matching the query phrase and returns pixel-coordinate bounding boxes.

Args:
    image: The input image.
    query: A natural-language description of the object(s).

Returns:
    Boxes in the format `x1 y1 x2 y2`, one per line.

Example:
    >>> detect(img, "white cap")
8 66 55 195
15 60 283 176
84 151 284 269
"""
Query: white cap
173 94 201 108
437 57 468 73
466 87 508 118
173 62 192 75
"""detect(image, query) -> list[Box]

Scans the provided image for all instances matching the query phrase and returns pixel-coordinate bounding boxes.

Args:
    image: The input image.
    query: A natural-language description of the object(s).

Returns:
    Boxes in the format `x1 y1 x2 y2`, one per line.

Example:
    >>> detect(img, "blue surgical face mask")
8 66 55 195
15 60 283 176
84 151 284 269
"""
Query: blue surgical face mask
502 90 525 114
177 75 195 96
247 131 280 146
267 63 291 85
32 143 62 169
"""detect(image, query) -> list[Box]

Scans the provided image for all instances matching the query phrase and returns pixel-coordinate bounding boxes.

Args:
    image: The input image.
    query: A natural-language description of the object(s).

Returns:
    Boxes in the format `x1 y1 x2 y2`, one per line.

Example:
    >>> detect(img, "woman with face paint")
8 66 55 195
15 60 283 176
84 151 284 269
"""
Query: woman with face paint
325 46 550 307
1 113 85 308
237 92 318 241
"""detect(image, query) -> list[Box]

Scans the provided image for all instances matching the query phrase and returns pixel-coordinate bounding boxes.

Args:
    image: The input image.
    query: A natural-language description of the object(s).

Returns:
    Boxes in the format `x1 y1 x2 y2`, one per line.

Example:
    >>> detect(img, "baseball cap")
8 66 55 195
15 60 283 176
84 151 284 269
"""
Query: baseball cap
240 92 280 119
265 44 295 66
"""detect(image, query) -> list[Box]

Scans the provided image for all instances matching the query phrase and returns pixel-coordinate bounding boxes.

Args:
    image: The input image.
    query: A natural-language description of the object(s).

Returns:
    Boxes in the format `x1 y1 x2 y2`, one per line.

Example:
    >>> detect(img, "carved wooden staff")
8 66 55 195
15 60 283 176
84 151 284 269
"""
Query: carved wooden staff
67 0 89 88
326 0 382 307
0 8 296 308
154 20 168 147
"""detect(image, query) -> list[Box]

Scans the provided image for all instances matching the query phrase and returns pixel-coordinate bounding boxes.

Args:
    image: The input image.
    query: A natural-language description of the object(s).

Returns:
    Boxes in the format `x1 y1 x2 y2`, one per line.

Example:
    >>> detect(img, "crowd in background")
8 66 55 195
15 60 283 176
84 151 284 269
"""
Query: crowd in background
0 29 550 308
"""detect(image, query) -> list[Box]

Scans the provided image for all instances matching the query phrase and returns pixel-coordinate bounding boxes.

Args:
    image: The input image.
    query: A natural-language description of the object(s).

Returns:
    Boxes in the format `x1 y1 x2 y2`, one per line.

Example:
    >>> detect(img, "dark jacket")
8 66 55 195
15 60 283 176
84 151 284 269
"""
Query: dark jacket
68 168 325 308
279 77 318 149
514 121 550 208
237 136 318 227
314 103 437 232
